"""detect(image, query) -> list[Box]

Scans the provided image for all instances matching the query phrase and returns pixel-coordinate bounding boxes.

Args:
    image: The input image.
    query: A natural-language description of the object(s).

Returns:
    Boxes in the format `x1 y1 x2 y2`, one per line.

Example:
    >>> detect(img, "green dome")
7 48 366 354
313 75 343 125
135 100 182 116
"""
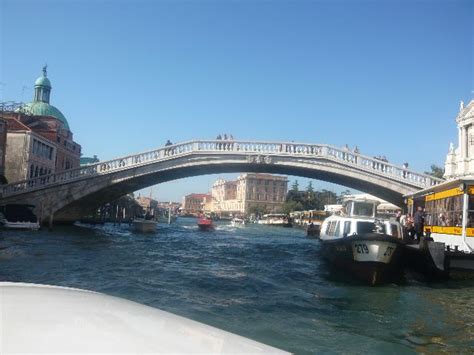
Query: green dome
35 75 51 88
18 101 70 130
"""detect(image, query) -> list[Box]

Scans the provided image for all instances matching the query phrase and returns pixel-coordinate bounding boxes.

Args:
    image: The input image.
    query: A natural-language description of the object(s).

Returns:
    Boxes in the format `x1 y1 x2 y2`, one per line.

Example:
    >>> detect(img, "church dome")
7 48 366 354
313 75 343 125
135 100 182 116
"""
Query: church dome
34 75 51 88
16 65 70 131
18 101 69 130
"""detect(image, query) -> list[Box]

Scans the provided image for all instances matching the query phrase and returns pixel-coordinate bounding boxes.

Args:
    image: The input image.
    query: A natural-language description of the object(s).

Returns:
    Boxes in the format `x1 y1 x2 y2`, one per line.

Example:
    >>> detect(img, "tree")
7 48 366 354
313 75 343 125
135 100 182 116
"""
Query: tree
424 164 445 179
306 181 314 193
291 180 299 192
337 189 352 203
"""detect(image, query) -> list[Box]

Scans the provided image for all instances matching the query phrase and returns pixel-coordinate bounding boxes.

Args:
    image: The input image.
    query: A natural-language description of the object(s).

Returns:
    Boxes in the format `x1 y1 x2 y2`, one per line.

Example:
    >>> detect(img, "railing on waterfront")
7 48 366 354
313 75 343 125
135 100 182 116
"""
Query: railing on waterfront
0 140 443 198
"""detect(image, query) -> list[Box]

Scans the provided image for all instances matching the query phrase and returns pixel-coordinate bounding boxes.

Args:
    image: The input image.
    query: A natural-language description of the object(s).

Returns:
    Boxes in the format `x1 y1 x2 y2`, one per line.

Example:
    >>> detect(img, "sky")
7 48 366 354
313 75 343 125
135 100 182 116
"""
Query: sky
0 0 473 202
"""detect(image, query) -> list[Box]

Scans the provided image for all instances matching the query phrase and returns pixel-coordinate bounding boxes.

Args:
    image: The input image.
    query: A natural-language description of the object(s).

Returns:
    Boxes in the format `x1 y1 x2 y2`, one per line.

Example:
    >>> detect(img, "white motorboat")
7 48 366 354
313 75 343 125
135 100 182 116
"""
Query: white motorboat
0 282 287 353
319 197 404 285
231 217 246 227
0 204 40 230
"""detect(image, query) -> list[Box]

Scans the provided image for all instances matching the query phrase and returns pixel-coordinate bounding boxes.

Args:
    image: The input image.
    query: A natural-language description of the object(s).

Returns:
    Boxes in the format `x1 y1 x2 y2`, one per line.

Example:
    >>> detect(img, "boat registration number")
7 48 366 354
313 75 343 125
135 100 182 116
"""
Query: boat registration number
354 243 369 254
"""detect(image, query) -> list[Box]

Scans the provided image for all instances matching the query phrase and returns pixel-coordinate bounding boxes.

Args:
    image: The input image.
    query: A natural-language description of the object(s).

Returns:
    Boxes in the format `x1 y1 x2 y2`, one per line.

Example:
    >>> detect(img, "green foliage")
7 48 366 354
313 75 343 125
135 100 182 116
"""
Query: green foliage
291 180 299 192
424 164 445 179
284 183 341 213
248 204 267 216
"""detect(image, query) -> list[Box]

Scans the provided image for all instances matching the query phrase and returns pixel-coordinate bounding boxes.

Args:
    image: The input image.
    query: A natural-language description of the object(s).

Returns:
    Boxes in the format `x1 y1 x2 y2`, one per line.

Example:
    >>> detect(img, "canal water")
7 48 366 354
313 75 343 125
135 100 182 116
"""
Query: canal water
1 217 473 354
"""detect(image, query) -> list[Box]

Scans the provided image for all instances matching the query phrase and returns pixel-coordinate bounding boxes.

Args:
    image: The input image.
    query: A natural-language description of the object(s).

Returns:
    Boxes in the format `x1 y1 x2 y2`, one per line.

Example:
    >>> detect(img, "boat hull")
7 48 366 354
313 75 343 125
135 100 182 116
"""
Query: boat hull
197 223 214 231
321 234 404 285
132 220 157 233
1 221 40 230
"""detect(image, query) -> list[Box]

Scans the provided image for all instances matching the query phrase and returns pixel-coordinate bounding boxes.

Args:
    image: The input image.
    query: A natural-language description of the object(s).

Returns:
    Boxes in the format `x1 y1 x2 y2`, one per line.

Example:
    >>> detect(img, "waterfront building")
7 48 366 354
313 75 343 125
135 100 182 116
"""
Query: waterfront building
1 66 81 182
4 129 57 182
211 173 288 215
182 193 212 215
0 118 6 183
445 100 474 178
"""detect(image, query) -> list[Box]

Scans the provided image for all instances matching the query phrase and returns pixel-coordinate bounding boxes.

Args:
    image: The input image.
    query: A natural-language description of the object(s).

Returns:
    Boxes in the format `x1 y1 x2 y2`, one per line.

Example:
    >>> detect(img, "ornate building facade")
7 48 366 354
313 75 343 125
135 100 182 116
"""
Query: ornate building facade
182 193 213 215
211 173 288 215
445 100 474 179
2 67 81 182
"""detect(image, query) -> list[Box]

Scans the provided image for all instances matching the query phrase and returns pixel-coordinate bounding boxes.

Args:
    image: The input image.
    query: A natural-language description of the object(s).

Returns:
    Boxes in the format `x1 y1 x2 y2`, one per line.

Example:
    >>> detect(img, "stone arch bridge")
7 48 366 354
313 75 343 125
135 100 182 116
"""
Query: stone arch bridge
0 140 442 223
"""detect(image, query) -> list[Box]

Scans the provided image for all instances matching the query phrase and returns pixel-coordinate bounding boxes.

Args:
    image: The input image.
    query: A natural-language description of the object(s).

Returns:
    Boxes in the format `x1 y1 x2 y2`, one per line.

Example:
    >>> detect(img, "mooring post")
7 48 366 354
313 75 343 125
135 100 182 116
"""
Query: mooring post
48 212 54 231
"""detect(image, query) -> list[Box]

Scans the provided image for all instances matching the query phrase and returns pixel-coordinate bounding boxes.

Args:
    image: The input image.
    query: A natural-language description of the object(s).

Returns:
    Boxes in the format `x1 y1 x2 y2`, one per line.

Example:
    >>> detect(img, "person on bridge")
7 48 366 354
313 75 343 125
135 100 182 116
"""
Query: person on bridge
165 140 173 146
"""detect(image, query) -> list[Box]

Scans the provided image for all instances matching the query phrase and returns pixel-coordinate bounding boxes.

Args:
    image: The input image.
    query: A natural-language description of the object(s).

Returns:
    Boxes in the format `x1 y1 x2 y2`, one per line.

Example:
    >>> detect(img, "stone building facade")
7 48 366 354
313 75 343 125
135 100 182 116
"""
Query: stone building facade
4 130 57 182
2 66 81 183
445 100 474 178
182 193 212 215
211 173 288 215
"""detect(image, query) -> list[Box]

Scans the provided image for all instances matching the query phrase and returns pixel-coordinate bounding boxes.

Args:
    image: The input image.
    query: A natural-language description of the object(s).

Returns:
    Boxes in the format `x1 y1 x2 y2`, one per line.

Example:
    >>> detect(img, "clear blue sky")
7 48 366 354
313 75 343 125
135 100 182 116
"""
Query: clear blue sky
1 0 472 202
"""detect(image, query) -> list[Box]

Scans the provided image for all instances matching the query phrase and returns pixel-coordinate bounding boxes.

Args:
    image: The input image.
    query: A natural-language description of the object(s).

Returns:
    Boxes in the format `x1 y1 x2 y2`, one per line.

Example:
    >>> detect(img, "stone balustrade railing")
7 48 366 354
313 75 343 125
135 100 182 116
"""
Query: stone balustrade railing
0 140 443 198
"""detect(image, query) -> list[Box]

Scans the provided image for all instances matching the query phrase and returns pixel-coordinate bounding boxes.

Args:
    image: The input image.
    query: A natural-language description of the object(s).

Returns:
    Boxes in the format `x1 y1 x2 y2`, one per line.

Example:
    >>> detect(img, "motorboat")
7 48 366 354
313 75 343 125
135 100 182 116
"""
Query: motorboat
231 217 246 227
0 204 40 230
197 216 214 231
132 218 157 233
258 214 292 227
319 197 404 285
0 282 287 353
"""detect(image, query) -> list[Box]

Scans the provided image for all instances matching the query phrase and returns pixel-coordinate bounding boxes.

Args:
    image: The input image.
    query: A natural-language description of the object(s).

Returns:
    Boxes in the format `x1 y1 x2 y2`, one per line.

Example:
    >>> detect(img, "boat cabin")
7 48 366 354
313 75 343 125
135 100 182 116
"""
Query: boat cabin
405 178 474 253
322 217 402 240
343 198 379 219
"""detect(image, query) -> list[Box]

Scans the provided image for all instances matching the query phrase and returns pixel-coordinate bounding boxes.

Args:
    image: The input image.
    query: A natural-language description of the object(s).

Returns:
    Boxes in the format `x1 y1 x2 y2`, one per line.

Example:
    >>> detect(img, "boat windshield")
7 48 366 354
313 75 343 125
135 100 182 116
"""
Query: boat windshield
352 202 375 217
356 221 385 234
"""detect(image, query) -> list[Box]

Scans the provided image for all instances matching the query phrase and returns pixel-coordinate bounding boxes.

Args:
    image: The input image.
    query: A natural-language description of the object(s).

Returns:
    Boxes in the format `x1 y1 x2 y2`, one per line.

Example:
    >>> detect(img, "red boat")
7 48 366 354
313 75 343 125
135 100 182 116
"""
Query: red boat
197 216 214 231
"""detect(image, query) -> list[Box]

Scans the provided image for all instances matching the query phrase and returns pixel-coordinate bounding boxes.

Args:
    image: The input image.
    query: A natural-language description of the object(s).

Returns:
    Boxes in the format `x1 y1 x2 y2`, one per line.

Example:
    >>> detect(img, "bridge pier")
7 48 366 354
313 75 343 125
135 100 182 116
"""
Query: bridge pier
48 213 54 231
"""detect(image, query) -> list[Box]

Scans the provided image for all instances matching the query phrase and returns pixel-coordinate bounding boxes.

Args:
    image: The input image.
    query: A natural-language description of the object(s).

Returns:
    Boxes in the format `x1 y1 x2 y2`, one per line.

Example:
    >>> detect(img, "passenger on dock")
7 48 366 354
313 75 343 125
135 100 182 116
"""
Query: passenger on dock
413 206 425 242
395 210 402 222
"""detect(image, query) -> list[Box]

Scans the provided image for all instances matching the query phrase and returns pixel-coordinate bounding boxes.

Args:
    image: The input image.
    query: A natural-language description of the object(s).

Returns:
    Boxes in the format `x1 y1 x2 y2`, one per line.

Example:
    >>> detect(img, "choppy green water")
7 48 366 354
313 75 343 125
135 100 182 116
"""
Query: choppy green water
1 218 473 353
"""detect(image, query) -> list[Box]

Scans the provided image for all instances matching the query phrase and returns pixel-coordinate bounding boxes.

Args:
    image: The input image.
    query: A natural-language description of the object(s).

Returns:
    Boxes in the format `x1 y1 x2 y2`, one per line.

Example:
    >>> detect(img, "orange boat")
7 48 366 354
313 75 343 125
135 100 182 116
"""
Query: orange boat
197 216 214 231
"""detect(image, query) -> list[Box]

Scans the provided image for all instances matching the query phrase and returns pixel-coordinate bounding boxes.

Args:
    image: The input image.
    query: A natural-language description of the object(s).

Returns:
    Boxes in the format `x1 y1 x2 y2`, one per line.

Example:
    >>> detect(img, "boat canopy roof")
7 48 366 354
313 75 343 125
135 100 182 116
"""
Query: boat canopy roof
404 177 474 199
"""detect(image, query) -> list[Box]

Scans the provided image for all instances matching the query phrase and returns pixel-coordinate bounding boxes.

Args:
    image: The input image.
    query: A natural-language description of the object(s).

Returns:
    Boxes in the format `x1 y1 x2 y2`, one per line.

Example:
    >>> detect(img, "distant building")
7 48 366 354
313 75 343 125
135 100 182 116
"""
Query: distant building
211 173 288 215
80 155 100 166
182 193 212 215
1 66 81 182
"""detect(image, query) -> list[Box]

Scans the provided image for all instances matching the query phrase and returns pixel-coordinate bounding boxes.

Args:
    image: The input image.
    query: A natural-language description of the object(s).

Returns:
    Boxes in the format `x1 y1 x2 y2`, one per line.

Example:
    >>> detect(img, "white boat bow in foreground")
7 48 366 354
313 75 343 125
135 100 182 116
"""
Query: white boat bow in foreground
0 282 287 354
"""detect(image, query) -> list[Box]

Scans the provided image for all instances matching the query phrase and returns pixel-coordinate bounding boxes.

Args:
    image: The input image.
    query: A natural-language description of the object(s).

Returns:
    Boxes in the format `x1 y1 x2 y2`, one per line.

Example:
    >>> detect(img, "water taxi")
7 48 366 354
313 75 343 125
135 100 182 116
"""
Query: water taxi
197 216 214 231
319 197 404 285
405 178 474 279
258 214 292 227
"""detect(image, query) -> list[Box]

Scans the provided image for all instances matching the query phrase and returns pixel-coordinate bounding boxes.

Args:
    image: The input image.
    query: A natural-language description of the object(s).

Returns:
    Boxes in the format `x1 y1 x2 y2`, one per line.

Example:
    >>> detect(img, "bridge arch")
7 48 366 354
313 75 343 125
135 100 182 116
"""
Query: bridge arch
0 140 442 223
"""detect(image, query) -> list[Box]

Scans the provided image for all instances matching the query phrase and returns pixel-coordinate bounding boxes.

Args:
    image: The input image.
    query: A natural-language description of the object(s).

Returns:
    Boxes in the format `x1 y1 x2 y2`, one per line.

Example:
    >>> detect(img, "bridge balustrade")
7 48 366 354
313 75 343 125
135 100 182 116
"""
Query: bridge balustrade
0 139 442 198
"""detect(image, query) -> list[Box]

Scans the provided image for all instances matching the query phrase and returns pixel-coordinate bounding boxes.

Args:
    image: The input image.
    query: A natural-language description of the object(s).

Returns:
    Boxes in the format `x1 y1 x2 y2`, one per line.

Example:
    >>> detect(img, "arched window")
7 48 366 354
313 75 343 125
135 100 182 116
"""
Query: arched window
34 166 39 177
30 165 35 178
